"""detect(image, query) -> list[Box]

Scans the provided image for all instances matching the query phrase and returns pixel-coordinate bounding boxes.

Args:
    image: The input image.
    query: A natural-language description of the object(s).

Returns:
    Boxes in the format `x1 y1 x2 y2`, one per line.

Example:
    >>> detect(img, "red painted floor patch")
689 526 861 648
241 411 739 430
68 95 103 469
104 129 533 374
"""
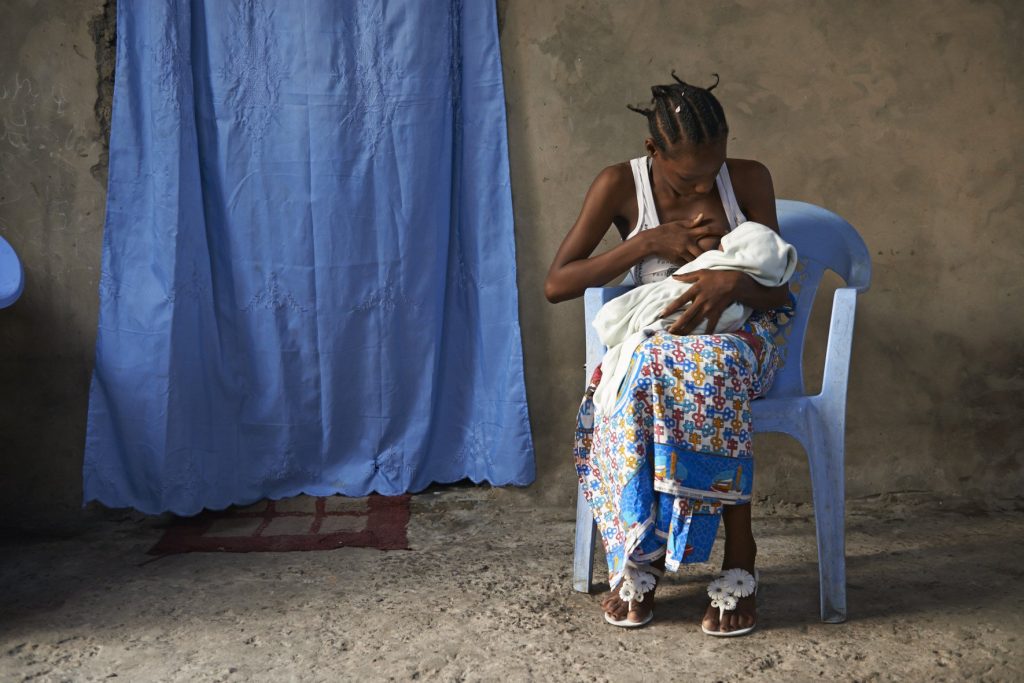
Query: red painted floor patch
148 495 411 555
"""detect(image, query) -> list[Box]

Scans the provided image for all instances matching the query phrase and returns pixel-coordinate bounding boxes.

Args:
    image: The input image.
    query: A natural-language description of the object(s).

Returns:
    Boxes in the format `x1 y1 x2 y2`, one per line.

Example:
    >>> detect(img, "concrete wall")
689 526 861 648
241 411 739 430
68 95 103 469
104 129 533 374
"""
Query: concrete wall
1 0 1021 528
1 0 112 528
502 0 1024 509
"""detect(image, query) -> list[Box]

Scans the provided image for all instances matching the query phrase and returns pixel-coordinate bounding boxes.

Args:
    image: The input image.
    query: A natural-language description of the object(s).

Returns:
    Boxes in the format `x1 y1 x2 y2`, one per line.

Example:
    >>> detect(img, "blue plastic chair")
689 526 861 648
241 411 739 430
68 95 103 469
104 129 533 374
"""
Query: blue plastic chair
0 234 24 309
572 199 871 623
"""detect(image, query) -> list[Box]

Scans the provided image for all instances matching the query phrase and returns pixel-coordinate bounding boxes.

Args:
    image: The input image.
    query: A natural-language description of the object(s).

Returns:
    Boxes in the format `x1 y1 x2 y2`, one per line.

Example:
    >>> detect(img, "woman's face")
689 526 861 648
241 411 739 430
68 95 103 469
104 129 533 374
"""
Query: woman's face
647 137 727 198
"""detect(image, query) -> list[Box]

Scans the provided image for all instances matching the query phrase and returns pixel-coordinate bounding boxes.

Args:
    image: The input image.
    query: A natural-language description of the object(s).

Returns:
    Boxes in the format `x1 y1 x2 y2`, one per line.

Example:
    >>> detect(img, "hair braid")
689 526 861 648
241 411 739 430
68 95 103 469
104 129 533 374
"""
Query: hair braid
628 71 729 152
654 90 679 146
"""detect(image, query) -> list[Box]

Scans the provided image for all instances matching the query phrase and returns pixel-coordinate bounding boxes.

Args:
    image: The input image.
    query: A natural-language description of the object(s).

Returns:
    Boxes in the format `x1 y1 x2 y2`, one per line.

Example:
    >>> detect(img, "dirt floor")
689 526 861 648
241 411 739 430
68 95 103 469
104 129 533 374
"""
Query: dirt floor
1 489 1022 682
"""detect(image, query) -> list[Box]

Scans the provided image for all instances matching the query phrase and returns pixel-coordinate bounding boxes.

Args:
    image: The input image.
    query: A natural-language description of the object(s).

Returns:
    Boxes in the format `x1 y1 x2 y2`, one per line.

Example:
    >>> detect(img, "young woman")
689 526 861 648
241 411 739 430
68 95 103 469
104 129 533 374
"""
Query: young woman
545 73 794 635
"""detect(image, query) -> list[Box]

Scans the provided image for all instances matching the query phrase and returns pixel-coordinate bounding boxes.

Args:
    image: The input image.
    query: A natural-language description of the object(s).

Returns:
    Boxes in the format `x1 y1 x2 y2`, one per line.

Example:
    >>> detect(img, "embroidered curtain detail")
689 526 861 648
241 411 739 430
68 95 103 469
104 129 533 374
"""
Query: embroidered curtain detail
84 0 535 515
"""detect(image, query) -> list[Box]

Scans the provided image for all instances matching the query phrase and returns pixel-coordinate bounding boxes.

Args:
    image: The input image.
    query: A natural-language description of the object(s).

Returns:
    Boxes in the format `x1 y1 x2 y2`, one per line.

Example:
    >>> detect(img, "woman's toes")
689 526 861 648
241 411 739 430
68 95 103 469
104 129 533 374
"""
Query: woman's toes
702 607 719 632
703 594 755 633
720 612 735 632
719 606 755 632
602 594 628 619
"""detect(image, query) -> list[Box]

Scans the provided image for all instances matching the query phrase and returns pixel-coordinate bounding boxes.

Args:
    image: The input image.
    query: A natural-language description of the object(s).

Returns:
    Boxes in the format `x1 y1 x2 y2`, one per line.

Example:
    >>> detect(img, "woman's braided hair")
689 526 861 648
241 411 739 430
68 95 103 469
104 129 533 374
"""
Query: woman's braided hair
627 71 728 152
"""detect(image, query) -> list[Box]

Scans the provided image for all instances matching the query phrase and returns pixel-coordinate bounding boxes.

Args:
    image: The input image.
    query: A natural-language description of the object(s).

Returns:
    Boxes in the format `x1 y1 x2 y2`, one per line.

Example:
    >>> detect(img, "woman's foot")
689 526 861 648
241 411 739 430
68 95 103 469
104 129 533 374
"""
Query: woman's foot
602 559 664 626
703 507 758 634
601 580 657 625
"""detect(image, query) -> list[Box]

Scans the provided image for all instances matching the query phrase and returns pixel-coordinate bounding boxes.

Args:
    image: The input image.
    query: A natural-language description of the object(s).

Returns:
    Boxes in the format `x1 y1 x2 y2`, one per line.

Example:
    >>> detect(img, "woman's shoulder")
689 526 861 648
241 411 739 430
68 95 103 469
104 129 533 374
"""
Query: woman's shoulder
587 161 639 218
725 157 775 209
725 158 779 229
725 157 772 187
592 160 637 193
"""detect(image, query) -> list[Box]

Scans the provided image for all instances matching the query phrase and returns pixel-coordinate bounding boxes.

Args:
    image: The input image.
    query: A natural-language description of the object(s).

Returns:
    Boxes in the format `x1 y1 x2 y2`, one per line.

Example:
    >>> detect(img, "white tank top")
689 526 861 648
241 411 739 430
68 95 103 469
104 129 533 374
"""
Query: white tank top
623 155 747 286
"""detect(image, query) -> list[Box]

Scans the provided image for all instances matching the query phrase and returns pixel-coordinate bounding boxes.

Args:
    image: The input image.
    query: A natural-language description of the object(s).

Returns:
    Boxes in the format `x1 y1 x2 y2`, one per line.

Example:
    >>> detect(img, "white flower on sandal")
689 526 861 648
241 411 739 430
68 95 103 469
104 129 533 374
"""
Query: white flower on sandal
720 568 756 598
707 568 757 621
711 594 738 611
707 578 730 601
619 565 657 603
634 570 657 594
703 568 759 637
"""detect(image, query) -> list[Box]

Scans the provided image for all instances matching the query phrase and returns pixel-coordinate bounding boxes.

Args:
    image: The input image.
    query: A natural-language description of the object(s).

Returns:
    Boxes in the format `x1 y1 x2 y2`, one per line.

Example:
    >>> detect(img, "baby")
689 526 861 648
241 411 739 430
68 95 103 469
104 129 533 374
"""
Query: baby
591 221 798 413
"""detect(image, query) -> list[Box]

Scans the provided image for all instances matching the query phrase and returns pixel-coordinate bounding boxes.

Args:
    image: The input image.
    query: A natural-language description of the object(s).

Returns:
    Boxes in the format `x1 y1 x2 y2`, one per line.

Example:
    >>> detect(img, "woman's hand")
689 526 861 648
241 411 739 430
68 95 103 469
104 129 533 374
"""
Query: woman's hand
660 270 746 335
645 213 729 263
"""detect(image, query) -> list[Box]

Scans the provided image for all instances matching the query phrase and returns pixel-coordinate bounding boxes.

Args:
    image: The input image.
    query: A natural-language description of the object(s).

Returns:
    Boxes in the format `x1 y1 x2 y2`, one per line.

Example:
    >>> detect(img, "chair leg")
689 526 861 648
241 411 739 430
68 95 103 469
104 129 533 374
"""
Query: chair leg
806 417 848 623
572 484 597 593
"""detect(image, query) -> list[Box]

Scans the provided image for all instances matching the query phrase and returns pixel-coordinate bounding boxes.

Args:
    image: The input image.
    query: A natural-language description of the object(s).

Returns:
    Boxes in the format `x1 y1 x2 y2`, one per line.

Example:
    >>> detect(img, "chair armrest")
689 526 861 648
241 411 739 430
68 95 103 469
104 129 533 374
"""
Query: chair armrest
584 286 634 305
817 287 859 413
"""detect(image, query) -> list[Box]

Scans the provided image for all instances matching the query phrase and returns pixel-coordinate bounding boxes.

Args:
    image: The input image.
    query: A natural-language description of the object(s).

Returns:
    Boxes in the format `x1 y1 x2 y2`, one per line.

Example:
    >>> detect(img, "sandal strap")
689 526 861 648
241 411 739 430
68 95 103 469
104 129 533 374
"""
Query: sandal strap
618 561 662 603
706 567 758 611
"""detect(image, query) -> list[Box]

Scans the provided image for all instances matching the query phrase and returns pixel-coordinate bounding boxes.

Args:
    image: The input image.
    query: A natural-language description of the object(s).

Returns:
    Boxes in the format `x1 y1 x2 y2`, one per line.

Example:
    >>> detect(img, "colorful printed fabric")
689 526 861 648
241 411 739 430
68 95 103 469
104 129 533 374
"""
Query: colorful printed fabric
574 299 794 589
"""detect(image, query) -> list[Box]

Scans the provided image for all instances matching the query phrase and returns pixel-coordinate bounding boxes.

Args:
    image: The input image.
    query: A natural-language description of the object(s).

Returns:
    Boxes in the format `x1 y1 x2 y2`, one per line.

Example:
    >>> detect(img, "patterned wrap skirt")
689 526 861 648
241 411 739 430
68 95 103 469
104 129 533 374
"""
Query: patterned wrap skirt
574 299 795 590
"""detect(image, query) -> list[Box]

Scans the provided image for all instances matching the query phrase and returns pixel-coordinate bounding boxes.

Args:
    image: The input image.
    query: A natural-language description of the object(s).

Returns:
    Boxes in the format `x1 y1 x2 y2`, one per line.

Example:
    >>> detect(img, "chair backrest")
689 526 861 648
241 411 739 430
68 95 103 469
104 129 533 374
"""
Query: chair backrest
767 200 871 398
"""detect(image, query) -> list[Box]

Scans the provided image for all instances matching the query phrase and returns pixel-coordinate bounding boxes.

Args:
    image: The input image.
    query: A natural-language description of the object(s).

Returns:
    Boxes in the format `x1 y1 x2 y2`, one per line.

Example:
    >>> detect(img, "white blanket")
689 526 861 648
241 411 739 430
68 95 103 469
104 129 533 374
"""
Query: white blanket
591 221 798 413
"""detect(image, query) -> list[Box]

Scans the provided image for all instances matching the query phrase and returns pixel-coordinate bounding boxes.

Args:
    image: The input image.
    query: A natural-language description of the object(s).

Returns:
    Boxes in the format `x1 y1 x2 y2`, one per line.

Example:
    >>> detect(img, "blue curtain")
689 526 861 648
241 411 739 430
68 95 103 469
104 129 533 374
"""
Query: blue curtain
83 0 535 515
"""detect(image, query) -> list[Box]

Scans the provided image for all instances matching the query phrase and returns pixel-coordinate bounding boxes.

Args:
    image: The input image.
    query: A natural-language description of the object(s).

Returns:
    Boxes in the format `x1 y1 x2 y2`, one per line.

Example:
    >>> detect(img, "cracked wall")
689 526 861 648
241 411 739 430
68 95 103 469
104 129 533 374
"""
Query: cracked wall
88 0 116 183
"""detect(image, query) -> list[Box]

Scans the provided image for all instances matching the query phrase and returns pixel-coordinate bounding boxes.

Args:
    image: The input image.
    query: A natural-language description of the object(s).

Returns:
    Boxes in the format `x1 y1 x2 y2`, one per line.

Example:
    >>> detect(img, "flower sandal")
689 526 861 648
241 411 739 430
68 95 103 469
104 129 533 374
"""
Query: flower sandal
701 567 759 637
604 561 664 628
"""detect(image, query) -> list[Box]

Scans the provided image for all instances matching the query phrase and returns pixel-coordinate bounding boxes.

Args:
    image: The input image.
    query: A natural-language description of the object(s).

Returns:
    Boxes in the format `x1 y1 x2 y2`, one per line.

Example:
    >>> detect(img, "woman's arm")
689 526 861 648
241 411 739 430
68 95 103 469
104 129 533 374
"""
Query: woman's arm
545 165 720 303
730 159 790 310
544 165 645 303
664 270 788 336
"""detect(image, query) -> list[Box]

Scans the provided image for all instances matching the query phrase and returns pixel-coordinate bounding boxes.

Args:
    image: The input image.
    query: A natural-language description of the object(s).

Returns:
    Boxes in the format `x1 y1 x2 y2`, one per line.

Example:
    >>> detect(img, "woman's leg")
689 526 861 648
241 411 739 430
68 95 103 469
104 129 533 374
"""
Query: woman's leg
702 502 758 633
577 329 767 627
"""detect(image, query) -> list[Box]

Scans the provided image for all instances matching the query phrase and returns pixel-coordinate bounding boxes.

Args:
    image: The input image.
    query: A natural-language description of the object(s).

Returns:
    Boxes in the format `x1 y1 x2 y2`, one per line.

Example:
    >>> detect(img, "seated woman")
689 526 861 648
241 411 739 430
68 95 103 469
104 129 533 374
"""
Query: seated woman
544 72 795 635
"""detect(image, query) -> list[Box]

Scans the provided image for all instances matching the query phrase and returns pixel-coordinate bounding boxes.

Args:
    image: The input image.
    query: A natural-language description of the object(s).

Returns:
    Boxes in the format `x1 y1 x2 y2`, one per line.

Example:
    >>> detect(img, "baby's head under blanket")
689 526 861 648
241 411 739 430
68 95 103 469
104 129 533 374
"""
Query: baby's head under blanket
671 221 798 285
719 221 778 251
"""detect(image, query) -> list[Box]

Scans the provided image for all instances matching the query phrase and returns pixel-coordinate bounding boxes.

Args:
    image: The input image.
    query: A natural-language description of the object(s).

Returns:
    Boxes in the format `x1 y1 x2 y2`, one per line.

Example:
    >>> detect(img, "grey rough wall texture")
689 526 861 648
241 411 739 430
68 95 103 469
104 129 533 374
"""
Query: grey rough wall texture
0 0 1021 528
1 0 110 528
499 0 1024 507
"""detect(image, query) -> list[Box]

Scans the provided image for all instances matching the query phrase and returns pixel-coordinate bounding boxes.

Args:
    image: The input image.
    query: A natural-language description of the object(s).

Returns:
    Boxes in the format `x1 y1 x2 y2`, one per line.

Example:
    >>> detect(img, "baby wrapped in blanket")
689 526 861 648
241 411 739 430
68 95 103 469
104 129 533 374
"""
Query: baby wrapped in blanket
591 220 798 413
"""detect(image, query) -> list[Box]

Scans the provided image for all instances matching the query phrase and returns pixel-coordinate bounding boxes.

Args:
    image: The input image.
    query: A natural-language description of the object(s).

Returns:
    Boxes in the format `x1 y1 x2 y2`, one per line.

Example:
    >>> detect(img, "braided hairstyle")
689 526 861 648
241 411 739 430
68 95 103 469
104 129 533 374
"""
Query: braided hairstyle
627 71 728 153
